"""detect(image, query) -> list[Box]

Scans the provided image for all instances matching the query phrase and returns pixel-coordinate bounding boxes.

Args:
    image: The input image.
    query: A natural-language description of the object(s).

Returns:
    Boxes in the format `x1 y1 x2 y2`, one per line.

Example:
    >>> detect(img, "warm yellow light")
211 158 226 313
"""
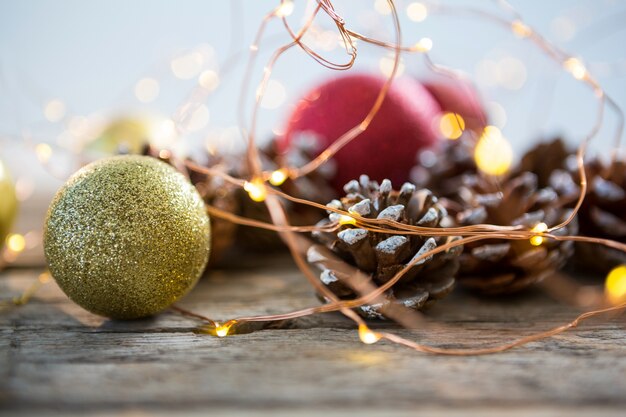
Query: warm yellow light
259 80 287 110
339 214 357 226
529 222 548 246
35 143 53 163
44 99 66 122
6 234 26 253
244 178 267 202
407 2 428 22
374 0 391 15
439 112 465 140
511 20 532 38
276 0 294 17
414 37 433 52
563 57 587 80
134 78 160 103
474 126 513 176
198 70 220 91
359 324 381 345
605 265 626 305
171 52 203 80
214 322 231 338
269 169 288 186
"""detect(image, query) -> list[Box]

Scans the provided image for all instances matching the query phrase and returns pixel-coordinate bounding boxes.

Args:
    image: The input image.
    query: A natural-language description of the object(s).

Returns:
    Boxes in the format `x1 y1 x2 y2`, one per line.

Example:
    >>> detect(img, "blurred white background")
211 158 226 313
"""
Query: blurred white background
1 0 625 264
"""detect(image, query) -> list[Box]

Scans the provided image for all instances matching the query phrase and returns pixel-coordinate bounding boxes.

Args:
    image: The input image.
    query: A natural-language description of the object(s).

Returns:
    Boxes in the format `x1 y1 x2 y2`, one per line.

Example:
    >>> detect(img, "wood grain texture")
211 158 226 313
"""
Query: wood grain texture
1 255 625 416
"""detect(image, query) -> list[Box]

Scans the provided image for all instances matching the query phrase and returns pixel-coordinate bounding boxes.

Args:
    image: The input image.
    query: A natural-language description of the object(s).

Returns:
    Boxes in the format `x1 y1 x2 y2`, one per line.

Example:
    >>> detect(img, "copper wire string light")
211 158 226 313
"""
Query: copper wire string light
174 0 626 352
2 1 625 354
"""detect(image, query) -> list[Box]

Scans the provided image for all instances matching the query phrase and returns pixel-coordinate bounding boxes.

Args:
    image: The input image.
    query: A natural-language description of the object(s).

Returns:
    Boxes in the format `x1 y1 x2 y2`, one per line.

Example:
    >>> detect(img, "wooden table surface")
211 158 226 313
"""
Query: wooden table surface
1 255 625 416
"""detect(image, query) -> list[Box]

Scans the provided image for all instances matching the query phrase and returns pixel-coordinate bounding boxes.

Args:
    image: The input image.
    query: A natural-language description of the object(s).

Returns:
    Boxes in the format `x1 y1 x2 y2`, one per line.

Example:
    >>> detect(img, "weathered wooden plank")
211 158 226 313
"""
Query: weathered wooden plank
1 256 625 415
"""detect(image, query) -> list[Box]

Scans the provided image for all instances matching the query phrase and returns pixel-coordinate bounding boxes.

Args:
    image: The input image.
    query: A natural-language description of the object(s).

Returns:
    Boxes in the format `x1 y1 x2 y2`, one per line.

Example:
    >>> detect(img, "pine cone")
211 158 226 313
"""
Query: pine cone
518 138 626 274
308 175 461 319
574 157 626 273
410 137 579 294
236 135 337 252
449 170 578 294
411 137 477 198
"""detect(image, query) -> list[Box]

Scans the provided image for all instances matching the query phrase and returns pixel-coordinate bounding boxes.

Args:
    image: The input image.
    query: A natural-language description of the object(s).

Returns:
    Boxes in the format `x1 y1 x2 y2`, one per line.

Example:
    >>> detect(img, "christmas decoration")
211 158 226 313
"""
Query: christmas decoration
573 157 626 274
235 137 336 252
278 73 442 192
308 175 461 319
44 155 211 319
86 117 150 155
0 159 18 251
411 136 477 198
449 167 578 295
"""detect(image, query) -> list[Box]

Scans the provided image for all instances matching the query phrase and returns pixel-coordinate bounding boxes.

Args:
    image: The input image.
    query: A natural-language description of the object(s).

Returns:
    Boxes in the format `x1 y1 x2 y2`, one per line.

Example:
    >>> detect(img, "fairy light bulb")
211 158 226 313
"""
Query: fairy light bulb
269 169 288 186
529 222 548 246
338 215 357 226
276 0 294 17
511 20 532 38
407 2 428 22
214 322 232 338
605 265 626 305
244 178 267 202
6 233 25 253
563 57 587 80
35 143 53 163
414 37 433 52
358 324 381 344
439 112 465 140
474 126 513 176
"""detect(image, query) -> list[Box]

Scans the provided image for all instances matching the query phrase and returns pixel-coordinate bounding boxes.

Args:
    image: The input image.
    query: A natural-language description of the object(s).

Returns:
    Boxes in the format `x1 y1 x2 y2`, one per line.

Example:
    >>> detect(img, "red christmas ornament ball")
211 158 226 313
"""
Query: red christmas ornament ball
423 77 488 132
279 73 442 192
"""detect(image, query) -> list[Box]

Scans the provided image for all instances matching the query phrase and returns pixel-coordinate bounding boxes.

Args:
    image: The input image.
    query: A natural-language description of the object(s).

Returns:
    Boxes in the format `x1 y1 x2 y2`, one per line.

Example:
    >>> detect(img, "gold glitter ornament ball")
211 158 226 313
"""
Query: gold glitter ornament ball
44 155 211 319
0 159 18 251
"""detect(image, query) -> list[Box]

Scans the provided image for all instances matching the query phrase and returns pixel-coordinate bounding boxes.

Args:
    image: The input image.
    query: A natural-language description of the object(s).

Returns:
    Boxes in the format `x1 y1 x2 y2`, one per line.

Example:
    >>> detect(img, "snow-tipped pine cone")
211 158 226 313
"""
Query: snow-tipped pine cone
308 175 462 319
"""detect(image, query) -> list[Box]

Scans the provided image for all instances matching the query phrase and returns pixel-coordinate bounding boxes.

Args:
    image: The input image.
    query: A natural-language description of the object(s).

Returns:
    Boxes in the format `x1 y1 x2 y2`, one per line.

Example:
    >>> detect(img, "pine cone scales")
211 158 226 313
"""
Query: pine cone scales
308 176 461 319
451 170 578 294
575 158 626 272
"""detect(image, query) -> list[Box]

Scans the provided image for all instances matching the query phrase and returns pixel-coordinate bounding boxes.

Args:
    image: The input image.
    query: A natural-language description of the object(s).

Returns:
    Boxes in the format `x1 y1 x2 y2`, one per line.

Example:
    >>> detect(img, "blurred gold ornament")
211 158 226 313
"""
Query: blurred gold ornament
44 155 211 319
87 118 150 154
0 159 18 251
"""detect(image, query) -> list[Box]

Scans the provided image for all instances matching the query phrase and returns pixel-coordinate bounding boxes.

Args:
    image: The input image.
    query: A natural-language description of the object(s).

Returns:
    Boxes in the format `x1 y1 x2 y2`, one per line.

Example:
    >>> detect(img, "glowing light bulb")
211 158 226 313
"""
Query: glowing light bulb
134 78 160 103
244 178 267 202
414 37 433 52
605 265 626 305
6 234 25 253
529 222 548 246
439 112 465 140
269 169 288 186
563 57 587 80
214 322 232 338
44 99 66 122
511 20 532 38
407 2 428 22
35 143 53 163
338 215 357 226
474 126 513 176
276 0 294 17
374 0 391 15
199 70 220 91
359 324 381 344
